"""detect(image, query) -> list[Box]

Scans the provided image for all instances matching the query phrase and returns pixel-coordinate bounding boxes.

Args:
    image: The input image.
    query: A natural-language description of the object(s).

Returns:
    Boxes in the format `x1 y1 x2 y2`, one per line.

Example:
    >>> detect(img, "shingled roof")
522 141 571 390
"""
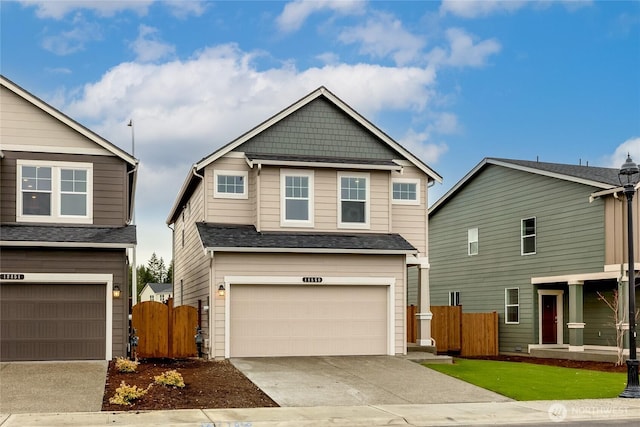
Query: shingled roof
430 157 624 215
196 223 416 254
0 224 136 247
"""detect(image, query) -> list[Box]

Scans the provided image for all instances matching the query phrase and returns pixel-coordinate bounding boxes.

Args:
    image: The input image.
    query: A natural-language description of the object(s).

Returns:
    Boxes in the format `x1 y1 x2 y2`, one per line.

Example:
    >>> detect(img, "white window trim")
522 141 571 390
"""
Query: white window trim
505 287 520 324
521 217 537 256
280 169 314 227
337 171 370 229
213 170 248 199
468 227 479 256
391 178 420 205
449 291 461 306
16 159 93 224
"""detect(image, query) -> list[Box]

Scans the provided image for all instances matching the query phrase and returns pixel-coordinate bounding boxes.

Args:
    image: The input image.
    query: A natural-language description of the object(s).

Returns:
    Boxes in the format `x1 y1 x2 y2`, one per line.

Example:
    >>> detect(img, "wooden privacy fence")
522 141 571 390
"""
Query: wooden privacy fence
423 306 498 356
132 298 198 358
406 305 418 343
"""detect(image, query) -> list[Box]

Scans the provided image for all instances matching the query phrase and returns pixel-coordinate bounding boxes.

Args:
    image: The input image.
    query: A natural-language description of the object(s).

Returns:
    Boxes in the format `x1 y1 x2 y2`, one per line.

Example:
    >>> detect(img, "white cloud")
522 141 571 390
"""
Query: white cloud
41 14 102 55
316 51 340 65
61 43 452 264
163 0 207 19
129 25 176 63
276 0 365 33
399 128 449 164
440 0 527 19
338 12 425 66
19 0 153 19
428 28 501 68
604 137 640 169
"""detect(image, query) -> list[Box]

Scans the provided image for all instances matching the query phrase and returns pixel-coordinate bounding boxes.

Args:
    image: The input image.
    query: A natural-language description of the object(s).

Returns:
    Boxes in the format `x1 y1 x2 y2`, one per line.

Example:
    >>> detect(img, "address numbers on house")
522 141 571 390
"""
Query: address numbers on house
302 277 323 283
0 273 25 280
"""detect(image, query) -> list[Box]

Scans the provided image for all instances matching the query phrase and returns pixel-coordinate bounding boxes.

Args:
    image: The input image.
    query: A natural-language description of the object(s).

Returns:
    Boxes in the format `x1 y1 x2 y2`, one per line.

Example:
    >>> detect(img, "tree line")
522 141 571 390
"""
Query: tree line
130 252 173 298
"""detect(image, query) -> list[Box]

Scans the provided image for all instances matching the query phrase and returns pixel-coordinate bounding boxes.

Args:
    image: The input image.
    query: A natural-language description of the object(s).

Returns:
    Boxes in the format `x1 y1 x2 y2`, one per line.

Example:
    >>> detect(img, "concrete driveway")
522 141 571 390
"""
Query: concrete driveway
0 361 108 414
231 356 511 407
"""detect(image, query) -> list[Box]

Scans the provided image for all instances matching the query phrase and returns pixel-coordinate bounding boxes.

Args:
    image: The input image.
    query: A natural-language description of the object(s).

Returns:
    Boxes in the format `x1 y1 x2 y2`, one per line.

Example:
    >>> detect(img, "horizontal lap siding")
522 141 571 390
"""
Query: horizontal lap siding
0 248 129 358
0 151 127 225
206 157 254 225
429 165 606 353
391 167 427 254
0 86 112 154
211 253 406 359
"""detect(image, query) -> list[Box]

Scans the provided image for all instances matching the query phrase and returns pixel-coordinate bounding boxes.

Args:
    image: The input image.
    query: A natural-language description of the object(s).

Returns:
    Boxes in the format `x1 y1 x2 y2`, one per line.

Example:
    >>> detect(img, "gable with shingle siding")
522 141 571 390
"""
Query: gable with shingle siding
240 97 400 160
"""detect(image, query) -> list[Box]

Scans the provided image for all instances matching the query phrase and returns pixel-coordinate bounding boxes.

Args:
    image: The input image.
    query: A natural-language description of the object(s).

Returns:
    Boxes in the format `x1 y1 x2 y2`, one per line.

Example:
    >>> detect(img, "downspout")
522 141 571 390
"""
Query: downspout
208 250 214 359
127 163 139 307
256 163 262 232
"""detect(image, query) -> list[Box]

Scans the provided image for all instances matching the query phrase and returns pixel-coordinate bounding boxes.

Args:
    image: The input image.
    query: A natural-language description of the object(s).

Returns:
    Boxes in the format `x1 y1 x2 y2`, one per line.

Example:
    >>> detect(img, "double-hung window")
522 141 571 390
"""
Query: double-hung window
392 178 420 205
17 160 93 224
338 172 369 228
521 217 536 255
214 170 248 199
468 228 479 256
505 288 520 324
281 169 314 227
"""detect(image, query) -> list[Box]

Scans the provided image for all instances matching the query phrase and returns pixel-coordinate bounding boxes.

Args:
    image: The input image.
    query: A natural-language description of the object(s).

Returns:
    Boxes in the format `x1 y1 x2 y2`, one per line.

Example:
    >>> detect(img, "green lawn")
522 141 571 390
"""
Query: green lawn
425 358 627 400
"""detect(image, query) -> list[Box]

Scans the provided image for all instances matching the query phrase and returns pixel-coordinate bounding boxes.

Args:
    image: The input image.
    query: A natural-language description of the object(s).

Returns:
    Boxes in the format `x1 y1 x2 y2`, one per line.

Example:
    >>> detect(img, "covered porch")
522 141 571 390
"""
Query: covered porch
529 269 638 362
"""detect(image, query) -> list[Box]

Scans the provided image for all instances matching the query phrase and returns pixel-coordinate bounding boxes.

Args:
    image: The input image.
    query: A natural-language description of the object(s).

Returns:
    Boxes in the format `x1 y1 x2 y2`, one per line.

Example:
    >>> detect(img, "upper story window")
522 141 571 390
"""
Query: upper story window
338 172 370 229
214 170 248 199
521 217 536 255
17 160 93 224
280 169 314 227
392 178 420 205
468 228 479 256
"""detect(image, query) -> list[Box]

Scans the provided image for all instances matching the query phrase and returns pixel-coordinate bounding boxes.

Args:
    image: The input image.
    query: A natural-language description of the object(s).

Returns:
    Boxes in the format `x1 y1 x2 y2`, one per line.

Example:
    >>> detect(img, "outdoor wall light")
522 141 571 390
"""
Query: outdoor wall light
618 154 640 398
112 285 121 299
218 284 226 297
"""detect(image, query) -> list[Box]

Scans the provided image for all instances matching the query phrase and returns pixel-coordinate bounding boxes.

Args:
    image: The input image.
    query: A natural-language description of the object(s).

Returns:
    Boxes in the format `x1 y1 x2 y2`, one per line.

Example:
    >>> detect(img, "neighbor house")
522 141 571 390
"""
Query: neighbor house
428 158 639 356
140 282 173 303
0 75 137 361
167 87 442 359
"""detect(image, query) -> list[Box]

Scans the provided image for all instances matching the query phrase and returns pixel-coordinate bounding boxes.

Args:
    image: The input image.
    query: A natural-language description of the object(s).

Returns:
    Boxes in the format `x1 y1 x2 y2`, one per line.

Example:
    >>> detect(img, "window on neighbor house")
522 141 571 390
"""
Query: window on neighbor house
338 172 369 228
505 288 520 324
18 160 92 224
468 228 479 256
214 170 247 199
521 217 536 255
392 178 420 205
449 291 461 306
281 170 314 226
150 295 155 301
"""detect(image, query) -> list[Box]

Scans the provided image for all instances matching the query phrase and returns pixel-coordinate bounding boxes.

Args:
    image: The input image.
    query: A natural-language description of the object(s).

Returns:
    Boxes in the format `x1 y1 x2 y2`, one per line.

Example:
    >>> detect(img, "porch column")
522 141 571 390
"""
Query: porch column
567 280 585 351
417 261 433 347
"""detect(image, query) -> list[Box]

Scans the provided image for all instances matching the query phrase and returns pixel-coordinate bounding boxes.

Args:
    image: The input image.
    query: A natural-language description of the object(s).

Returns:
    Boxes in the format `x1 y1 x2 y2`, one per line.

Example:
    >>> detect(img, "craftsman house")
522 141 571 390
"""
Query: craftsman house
0 75 137 361
167 87 442 359
428 158 639 356
140 282 173 303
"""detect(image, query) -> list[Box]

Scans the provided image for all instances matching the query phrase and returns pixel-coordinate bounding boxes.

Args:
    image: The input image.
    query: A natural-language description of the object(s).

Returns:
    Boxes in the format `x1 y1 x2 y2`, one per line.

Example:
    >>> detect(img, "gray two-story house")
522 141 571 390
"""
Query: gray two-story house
167 87 442 359
0 75 137 361
429 158 639 356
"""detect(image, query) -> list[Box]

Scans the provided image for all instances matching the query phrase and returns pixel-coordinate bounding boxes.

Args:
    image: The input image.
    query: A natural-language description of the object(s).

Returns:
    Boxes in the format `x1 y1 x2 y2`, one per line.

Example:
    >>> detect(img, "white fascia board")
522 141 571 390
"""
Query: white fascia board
1 241 135 249
1 76 137 167
246 157 402 171
531 271 620 284
206 247 417 255
166 165 199 224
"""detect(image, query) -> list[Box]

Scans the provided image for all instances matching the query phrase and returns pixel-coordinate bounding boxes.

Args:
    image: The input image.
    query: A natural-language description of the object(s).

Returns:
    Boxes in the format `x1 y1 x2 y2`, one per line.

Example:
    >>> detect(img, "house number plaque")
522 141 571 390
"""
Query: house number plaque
302 277 323 283
0 273 25 280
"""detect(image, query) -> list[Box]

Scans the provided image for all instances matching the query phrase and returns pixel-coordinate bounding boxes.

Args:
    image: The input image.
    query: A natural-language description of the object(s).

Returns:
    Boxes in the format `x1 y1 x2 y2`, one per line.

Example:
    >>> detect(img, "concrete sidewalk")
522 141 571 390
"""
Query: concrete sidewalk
2 399 640 426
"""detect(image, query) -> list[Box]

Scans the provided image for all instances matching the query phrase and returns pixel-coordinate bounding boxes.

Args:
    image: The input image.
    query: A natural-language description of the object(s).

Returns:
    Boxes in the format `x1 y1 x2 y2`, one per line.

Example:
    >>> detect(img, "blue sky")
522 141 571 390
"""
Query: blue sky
2 0 639 265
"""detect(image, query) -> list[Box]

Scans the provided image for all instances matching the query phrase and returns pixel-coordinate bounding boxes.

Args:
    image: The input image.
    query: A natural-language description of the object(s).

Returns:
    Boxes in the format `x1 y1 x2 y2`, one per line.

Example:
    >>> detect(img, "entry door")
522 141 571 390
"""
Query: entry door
541 294 557 344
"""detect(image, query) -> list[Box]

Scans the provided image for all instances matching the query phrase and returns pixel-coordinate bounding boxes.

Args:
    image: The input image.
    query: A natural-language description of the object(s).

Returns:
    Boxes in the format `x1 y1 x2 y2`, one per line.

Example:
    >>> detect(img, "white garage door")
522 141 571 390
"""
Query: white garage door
230 284 388 357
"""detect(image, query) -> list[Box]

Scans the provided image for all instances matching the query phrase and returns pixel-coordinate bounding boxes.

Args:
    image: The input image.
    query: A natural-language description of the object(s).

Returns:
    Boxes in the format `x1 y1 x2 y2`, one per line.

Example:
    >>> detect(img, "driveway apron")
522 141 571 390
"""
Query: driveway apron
0 361 108 414
231 355 511 407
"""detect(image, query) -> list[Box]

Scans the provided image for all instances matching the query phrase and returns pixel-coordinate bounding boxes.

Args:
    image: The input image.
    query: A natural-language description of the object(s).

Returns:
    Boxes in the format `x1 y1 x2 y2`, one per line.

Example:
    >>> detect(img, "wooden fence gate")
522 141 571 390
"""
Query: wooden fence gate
411 306 499 356
131 298 198 358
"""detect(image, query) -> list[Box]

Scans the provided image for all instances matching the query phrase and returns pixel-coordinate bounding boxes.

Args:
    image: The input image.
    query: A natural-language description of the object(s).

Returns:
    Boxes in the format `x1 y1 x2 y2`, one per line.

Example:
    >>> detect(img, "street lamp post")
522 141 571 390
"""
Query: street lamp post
619 154 640 398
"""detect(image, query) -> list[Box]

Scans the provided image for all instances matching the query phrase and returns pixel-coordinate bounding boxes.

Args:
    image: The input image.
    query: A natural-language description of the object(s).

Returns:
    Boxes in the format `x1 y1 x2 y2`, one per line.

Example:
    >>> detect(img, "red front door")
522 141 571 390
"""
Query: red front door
542 295 557 344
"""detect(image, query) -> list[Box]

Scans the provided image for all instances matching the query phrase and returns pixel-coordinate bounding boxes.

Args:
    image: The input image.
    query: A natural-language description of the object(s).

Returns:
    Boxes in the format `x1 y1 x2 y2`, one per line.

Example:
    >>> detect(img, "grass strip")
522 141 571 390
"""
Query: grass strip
425 358 626 400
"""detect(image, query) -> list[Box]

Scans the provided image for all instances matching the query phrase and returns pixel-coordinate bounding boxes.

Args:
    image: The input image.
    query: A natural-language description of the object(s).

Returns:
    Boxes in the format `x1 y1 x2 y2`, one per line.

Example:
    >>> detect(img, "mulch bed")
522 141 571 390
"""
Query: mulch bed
102 358 278 411
465 354 628 373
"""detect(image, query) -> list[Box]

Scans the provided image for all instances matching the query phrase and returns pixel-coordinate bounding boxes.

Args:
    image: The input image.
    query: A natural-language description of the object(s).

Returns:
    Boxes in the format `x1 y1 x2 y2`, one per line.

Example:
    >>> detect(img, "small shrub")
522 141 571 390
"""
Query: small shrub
114 357 139 373
154 370 185 388
108 381 151 406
